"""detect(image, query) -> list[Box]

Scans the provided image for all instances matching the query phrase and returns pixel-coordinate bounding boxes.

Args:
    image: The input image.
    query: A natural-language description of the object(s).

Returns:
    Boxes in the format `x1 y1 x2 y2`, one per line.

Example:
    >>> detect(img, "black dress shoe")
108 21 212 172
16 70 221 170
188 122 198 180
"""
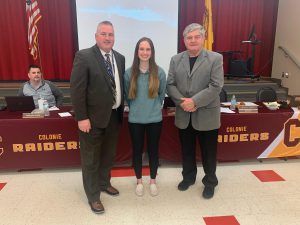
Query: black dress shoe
104 186 119 196
202 186 215 199
178 180 195 191
89 201 105 214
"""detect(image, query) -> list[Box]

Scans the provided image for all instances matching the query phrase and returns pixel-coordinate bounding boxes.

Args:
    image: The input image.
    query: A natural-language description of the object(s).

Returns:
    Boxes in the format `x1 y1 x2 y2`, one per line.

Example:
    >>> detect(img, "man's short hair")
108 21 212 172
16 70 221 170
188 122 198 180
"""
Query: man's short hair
98 21 113 26
28 64 41 72
183 23 206 37
96 21 113 33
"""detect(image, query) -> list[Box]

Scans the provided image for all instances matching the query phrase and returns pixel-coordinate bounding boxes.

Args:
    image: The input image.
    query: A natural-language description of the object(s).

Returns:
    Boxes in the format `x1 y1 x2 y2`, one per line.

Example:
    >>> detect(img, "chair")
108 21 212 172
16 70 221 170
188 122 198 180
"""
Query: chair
256 87 277 102
219 88 228 102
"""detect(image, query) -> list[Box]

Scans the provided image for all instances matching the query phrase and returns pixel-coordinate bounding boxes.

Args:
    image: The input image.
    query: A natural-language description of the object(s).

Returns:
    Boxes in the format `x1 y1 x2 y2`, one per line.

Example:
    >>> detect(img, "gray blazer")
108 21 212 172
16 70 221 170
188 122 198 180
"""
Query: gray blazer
167 49 224 131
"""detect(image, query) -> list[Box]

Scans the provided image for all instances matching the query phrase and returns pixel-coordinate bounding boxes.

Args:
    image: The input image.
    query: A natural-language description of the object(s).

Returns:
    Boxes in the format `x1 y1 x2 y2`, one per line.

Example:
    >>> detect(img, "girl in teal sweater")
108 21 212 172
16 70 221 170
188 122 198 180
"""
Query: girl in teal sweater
124 37 166 197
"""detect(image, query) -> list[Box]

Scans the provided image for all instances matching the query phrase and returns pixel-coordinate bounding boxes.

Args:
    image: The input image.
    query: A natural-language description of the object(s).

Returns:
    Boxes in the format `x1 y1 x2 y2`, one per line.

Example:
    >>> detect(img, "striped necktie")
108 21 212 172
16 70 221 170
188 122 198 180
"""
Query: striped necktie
104 53 116 103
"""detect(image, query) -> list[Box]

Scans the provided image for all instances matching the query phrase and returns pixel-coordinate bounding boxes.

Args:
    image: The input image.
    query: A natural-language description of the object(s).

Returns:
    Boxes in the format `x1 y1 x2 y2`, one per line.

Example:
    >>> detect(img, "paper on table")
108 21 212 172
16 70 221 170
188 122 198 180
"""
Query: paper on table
221 102 231 106
241 102 259 106
221 107 235 113
221 102 258 107
49 106 59 111
58 112 72 117
263 102 280 110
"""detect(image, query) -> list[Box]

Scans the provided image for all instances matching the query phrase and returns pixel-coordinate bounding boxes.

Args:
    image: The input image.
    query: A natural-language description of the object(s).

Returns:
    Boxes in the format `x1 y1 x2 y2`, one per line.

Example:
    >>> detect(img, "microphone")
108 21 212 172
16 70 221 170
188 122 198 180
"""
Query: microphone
241 40 252 43
242 40 261 44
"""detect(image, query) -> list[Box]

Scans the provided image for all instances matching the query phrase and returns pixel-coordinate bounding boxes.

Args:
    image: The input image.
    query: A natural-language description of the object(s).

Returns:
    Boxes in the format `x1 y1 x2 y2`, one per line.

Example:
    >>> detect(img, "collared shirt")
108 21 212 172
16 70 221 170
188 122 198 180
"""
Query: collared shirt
100 49 121 109
18 80 63 108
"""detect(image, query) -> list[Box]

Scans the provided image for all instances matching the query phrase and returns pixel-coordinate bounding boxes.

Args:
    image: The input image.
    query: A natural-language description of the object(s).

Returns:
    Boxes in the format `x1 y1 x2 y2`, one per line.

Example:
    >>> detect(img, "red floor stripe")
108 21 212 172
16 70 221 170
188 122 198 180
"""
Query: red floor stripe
203 215 240 225
0 183 7 191
111 167 150 177
251 170 285 182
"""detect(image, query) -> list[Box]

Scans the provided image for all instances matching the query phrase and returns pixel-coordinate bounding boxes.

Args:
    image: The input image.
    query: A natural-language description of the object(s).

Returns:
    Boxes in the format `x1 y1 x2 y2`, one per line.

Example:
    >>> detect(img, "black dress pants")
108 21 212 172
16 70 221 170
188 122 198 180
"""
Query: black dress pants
79 110 120 203
128 121 162 179
178 122 218 187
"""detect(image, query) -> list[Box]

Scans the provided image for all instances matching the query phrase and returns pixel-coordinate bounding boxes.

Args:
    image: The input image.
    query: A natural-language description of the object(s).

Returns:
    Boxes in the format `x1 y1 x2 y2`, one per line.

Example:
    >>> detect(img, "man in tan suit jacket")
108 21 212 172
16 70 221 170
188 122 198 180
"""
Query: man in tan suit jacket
167 23 224 199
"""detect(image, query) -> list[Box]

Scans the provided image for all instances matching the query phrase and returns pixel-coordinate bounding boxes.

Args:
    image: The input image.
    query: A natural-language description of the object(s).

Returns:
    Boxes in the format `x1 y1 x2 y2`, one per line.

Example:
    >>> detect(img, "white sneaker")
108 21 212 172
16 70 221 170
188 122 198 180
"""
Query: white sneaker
150 183 158 196
135 183 144 196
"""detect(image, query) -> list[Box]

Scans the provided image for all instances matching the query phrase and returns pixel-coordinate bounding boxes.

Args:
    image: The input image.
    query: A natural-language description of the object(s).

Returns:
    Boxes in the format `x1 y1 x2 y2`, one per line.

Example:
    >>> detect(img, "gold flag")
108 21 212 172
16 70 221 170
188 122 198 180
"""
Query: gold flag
203 0 213 50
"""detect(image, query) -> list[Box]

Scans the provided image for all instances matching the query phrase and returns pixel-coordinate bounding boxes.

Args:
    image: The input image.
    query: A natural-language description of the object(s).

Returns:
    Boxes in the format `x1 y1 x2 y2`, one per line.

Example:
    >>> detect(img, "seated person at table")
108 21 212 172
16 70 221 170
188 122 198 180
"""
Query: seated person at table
18 64 63 108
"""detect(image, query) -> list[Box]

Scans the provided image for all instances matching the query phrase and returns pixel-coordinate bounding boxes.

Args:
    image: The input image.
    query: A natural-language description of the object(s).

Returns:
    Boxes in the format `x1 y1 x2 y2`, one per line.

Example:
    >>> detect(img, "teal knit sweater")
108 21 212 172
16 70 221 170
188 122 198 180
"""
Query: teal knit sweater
124 66 166 124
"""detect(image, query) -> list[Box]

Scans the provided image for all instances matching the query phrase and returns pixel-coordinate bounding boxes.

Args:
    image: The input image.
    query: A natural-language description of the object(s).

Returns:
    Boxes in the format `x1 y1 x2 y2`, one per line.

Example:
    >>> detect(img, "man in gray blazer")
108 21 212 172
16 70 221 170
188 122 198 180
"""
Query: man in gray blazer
167 23 224 199
70 21 125 213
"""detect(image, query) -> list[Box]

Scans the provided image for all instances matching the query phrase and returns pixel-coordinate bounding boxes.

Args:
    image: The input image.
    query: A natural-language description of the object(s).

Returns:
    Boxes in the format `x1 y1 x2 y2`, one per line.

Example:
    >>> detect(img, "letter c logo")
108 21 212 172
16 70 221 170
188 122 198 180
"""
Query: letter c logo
284 119 300 147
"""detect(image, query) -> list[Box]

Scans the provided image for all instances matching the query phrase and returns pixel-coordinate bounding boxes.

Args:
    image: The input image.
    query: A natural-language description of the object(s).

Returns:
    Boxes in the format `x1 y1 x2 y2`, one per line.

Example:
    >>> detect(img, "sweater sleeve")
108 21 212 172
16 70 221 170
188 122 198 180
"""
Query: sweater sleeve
47 81 64 106
158 67 167 105
17 83 25 96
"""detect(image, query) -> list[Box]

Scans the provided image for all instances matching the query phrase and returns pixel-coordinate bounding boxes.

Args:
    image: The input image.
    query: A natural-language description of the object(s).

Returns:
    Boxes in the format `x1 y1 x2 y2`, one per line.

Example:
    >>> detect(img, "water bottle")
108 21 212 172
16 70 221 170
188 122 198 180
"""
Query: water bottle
43 100 50 116
230 95 237 110
38 96 44 110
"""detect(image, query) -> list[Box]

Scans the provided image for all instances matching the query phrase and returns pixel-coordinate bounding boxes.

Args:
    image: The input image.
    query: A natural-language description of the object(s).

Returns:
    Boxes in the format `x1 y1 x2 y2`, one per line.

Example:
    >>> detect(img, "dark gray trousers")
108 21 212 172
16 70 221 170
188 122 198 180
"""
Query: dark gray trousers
179 122 219 188
79 110 120 203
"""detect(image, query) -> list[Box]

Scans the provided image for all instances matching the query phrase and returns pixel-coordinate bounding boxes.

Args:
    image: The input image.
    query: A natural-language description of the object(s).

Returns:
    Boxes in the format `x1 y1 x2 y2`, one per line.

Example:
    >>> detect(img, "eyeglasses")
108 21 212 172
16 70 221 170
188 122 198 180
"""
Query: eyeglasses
185 35 203 41
97 32 114 38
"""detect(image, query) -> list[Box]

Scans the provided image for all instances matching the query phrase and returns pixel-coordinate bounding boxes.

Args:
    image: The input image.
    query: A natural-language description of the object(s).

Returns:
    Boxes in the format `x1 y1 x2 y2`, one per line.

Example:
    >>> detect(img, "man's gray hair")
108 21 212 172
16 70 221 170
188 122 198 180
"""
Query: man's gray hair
96 21 113 33
183 23 206 37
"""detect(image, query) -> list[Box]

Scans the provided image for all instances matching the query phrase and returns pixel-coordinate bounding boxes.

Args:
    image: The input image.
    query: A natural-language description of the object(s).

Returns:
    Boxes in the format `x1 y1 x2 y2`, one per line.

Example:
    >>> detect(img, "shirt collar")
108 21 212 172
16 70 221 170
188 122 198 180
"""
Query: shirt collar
28 79 45 90
99 48 112 58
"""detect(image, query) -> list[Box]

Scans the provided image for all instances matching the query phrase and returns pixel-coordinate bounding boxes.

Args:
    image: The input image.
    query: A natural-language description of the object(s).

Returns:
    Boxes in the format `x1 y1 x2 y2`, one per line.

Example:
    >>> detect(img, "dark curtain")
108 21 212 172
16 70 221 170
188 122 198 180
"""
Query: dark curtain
178 0 205 52
0 0 77 81
179 0 279 76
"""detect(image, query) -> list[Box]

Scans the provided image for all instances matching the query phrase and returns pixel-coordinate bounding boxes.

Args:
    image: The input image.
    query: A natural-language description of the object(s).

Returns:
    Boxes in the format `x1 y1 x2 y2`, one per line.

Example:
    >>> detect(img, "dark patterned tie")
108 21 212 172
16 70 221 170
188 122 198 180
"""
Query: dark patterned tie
104 53 116 104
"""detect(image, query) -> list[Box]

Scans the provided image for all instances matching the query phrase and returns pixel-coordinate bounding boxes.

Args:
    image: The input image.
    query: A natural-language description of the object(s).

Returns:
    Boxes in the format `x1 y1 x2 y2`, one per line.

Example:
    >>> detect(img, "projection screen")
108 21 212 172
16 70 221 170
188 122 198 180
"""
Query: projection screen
75 0 178 73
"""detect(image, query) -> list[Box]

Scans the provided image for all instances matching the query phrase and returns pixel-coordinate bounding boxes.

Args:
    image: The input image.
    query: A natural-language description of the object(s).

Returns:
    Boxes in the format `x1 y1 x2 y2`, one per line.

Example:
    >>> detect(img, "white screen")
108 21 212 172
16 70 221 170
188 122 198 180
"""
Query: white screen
75 0 178 73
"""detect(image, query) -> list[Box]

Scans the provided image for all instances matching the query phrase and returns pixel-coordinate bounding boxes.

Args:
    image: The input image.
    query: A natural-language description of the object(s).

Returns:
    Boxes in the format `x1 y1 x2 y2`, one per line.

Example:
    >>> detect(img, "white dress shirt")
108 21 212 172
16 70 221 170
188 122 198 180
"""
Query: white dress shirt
100 49 121 109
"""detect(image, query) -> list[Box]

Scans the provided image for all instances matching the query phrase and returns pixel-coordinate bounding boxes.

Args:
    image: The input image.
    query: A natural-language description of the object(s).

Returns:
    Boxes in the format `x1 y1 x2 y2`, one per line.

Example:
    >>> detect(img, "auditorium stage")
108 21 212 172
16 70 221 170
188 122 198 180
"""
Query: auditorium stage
0 77 288 106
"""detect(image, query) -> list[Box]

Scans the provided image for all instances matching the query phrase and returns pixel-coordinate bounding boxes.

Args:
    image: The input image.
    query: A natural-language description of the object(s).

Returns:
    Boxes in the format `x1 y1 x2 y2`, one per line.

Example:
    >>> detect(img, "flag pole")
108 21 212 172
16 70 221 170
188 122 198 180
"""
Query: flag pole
36 35 43 76
26 0 42 64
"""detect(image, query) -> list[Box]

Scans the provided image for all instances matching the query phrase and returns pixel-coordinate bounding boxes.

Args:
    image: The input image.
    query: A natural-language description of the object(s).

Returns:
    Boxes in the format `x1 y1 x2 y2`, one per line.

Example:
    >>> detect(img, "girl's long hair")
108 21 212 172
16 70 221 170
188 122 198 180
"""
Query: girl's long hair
128 37 159 99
